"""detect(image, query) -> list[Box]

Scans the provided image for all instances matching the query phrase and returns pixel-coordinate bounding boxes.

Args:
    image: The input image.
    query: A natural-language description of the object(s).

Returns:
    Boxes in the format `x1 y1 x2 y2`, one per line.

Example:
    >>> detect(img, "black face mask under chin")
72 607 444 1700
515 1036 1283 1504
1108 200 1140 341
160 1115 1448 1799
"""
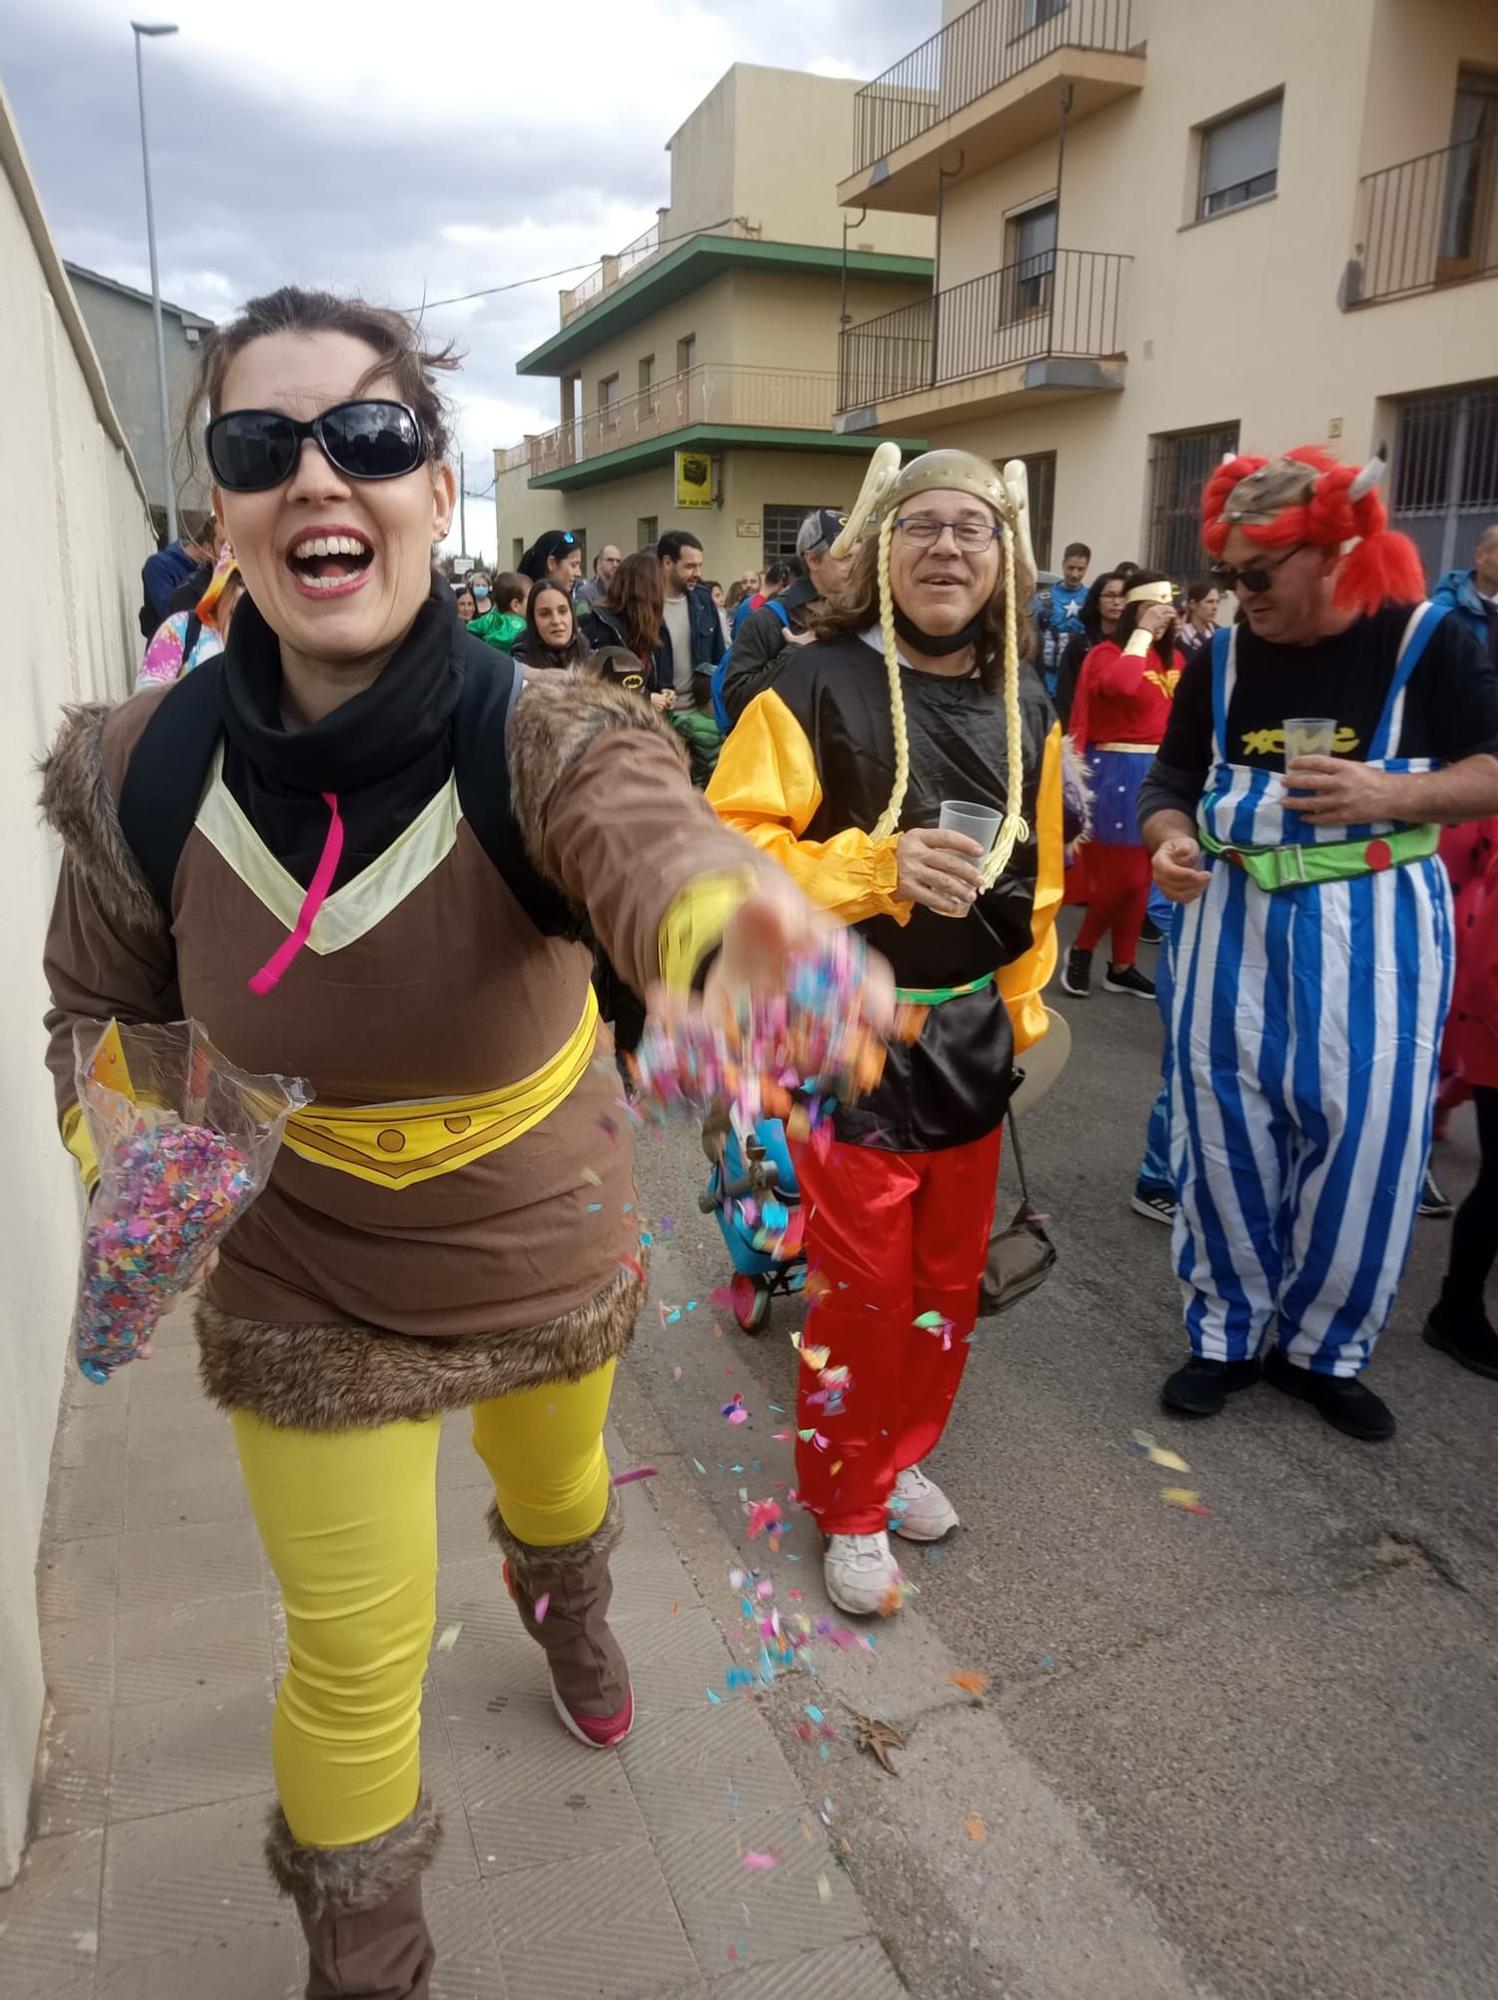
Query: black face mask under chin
892 604 987 658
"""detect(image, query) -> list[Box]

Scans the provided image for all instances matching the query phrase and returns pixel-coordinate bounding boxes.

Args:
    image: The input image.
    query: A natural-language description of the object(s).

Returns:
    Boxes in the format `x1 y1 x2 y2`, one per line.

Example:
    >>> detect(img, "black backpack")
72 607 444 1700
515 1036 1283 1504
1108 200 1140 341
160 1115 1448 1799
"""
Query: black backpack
116 641 576 939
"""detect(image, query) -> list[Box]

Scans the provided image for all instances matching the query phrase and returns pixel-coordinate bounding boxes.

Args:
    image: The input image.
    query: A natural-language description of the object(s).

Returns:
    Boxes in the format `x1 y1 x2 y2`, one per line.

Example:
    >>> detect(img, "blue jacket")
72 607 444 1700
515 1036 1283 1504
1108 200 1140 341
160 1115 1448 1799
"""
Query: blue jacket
653 583 726 693
1431 568 1493 650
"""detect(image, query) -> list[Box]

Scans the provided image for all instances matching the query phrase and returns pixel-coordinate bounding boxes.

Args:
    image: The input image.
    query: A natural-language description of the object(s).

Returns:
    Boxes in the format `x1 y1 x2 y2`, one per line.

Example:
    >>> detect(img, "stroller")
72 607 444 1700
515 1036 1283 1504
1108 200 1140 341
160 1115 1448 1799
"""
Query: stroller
699 1106 807 1334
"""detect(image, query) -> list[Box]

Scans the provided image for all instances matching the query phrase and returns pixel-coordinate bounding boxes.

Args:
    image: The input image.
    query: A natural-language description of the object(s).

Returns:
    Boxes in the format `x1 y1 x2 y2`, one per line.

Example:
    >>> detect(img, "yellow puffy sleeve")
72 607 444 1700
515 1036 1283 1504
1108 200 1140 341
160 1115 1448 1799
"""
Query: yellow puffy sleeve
706 689 912 927
997 721 1065 1055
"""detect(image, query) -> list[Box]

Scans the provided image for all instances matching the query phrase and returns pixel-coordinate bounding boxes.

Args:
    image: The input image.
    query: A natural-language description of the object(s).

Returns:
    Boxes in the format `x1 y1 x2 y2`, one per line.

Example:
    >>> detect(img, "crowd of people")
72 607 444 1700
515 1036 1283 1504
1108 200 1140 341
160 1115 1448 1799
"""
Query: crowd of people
73 283 1498 1998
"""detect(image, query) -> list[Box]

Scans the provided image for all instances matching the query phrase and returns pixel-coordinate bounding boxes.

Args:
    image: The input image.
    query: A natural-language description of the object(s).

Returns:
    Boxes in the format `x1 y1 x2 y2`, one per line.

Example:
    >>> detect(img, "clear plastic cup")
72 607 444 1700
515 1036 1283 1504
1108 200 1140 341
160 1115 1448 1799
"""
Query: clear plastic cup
1283 717 1337 763
938 798 1003 854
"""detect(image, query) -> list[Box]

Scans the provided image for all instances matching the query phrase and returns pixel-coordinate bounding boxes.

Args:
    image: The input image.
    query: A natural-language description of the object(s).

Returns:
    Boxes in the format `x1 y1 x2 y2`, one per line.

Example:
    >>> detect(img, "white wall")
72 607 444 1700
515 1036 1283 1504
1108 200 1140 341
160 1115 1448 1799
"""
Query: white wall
0 81 151 1884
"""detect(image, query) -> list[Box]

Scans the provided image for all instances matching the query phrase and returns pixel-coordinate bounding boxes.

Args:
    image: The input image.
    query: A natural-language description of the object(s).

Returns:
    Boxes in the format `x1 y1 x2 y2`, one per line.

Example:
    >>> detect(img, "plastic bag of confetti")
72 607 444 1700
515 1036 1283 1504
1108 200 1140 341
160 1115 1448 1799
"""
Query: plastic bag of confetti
70 1020 310 1383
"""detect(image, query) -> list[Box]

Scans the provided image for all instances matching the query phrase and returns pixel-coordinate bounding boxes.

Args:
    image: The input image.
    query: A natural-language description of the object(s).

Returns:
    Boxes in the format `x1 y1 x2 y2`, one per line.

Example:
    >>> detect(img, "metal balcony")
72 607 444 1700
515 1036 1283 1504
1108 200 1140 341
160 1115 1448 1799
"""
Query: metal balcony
1348 128 1498 307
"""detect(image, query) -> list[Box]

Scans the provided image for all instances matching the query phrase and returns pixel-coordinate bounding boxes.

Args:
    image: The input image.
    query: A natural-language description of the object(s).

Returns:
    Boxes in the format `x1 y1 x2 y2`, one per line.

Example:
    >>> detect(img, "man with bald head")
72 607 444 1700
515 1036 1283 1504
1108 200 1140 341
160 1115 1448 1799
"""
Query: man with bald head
1434 524 1498 665
577 544 623 608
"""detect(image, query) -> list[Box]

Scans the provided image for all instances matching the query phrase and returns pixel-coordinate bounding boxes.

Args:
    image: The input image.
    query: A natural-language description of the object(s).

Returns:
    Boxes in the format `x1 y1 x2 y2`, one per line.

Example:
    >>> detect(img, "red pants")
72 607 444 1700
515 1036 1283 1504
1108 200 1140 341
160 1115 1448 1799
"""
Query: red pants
1075 844 1150 965
790 1127 1001 1534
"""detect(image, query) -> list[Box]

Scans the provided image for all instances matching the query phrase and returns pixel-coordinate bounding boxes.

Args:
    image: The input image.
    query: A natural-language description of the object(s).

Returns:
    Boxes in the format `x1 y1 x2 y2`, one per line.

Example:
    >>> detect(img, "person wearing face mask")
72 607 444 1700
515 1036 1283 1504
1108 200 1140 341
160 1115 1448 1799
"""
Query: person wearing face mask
511 579 590 672
38 284 864 2000
708 447 1063 1618
1142 445 1498 1442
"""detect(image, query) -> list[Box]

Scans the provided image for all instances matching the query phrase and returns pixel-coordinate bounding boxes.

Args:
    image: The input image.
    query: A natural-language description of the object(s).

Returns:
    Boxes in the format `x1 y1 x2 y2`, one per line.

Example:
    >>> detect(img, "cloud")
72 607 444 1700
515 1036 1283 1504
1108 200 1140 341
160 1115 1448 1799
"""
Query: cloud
5 0 933 553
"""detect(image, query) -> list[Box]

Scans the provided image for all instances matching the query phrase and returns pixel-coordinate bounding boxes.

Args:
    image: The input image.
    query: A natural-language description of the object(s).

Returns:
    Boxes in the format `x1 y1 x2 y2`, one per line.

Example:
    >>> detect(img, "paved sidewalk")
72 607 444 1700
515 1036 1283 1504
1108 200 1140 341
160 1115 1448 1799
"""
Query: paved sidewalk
0 1307 903 2000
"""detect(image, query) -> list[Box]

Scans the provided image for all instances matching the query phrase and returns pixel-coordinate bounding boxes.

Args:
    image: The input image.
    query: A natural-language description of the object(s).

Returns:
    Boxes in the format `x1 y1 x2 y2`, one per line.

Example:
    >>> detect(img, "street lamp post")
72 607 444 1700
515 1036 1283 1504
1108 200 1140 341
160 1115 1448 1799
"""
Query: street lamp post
132 21 180 544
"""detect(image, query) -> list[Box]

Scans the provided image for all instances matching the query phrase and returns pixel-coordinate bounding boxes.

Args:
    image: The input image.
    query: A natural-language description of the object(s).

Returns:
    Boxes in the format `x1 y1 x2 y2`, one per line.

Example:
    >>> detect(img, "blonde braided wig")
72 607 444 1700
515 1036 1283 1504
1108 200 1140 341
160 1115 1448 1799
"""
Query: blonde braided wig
831 447 1033 882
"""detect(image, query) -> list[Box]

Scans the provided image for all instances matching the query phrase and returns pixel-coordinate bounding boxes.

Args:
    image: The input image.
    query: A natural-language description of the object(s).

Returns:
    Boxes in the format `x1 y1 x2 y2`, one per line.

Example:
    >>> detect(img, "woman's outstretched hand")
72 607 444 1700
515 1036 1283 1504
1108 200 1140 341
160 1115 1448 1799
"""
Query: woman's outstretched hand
706 872 894 1034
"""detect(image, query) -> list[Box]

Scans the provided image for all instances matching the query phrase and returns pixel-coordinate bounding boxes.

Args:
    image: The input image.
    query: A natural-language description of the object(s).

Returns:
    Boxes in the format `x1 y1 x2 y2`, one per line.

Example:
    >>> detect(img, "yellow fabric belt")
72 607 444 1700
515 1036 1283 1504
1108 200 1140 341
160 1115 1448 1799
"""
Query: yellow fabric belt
1093 742 1160 754
283 986 599 1188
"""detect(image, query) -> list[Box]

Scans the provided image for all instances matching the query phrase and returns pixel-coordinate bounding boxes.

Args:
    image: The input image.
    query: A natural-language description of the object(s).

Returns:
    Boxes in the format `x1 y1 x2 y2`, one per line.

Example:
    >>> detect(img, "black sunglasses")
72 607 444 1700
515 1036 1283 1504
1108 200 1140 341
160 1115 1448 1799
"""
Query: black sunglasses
1210 542 1306 594
205 399 427 493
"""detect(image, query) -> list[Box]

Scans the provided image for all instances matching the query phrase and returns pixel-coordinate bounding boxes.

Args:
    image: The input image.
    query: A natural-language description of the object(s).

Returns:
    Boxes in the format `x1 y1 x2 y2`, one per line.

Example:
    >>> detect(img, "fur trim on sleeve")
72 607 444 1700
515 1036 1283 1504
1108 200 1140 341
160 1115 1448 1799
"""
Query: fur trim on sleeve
506 676 688 872
38 703 160 932
1061 733 1095 852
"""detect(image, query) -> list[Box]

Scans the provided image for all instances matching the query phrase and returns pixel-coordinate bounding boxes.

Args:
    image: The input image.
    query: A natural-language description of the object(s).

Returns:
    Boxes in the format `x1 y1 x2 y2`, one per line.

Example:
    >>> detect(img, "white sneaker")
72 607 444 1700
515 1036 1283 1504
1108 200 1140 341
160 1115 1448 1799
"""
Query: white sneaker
823 1532 904 1617
888 1464 959 1543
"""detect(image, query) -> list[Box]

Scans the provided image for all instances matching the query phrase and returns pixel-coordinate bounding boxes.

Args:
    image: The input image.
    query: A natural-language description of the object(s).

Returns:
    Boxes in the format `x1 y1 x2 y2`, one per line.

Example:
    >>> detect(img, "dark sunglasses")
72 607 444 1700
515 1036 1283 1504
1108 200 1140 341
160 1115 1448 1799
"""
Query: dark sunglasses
205 399 427 493
1210 542 1306 594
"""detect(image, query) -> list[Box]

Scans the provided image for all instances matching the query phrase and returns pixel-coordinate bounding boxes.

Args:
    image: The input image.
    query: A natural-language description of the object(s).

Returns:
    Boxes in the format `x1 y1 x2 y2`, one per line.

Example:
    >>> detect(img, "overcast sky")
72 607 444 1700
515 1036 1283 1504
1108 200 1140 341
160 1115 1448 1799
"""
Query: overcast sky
5 0 933 545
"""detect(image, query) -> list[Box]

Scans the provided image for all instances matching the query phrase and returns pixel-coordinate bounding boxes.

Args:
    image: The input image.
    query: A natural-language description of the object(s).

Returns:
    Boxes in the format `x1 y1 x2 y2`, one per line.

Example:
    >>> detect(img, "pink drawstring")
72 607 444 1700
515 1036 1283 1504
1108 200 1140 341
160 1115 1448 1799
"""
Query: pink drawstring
248 792 344 995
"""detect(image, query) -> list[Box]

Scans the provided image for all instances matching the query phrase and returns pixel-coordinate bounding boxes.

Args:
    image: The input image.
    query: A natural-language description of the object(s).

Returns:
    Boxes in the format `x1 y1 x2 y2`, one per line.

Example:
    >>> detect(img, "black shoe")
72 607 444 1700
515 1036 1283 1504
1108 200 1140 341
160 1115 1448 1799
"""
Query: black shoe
1104 964 1156 999
1061 947 1093 997
1131 1187 1176 1225
1140 917 1163 945
1161 1355 1262 1416
1423 1305 1498 1380
1417 1171 1454 1219
1262 1347 1395 1440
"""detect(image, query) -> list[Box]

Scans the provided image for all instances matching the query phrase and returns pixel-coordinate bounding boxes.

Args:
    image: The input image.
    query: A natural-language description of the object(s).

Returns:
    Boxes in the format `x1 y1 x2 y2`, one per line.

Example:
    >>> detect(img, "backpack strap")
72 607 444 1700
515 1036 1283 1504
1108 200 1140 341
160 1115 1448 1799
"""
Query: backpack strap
451 639 579 938
116 656 228 915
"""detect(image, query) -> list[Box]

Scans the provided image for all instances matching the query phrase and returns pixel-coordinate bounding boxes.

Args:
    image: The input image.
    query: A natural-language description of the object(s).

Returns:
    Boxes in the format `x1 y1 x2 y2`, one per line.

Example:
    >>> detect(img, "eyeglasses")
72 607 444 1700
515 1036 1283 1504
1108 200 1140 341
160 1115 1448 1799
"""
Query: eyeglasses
205 399 427 493
1210 543 1307 594
894 515 1000 551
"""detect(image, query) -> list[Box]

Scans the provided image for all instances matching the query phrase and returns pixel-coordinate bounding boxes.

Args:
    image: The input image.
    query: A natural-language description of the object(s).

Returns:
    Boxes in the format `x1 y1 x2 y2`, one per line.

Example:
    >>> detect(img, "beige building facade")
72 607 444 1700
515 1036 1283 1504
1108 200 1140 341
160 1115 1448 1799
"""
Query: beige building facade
495 65 934 579
835 0 1498 582
0 80 151 1883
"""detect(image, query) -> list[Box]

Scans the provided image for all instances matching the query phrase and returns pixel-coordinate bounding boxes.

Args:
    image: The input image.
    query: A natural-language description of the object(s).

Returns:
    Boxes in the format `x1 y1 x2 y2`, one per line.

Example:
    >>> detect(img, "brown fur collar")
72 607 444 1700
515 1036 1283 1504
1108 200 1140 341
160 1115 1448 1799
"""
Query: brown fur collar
486 1487 623 1574
37 703 159 932
507 676 687 876
265 1792 441 1916
194 1264 645 1429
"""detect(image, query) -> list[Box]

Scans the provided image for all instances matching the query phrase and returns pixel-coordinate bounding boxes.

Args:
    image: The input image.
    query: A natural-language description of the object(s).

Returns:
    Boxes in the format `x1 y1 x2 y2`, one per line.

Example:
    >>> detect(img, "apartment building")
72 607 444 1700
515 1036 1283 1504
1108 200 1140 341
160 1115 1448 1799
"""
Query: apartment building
835 0 1498 583
495 65 932 578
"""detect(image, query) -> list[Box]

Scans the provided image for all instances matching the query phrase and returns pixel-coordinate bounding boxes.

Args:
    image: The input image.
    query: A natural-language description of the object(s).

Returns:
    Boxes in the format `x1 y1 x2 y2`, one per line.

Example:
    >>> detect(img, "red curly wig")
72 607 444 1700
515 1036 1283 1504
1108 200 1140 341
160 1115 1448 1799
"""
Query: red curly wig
1201 444 1425 616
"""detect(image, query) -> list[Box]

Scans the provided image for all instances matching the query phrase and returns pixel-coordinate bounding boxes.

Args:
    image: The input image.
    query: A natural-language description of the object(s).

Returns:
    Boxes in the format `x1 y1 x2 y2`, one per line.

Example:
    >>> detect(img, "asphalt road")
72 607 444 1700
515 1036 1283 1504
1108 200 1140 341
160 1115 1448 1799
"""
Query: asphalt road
620 910 1498 2000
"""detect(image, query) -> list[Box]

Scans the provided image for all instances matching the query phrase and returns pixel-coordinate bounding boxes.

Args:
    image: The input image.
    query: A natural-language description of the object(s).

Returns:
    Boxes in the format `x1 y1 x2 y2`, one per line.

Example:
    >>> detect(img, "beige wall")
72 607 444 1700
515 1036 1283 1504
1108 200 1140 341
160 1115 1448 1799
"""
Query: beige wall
0 83 152 1885
498 446 890 582
910 0 1498 571
665 65 932 259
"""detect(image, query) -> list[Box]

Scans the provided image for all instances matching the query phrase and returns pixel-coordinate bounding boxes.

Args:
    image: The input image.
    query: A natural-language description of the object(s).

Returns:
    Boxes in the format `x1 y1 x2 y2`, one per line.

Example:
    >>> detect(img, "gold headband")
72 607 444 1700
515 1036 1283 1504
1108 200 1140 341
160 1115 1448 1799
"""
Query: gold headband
1124 580 1175 607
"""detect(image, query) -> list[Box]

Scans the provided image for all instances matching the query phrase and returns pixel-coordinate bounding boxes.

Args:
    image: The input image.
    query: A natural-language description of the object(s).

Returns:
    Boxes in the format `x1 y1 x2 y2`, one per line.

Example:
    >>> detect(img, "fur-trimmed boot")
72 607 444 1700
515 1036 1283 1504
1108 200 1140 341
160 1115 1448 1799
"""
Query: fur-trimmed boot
265 1794 441 2000
488 1491 634 1748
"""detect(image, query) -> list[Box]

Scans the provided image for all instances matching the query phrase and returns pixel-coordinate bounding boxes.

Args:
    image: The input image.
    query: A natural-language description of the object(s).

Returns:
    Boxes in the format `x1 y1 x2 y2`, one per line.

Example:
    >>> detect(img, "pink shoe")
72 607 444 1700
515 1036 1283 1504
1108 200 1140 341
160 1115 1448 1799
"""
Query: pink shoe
550 1676 634 1749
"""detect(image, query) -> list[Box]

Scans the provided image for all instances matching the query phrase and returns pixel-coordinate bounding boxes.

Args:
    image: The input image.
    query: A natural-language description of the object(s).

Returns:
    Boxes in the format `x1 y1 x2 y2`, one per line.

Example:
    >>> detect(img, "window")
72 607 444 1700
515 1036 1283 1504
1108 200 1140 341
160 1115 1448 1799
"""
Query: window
598 374 621 427
1016 452 1056 571
1007 199 1057 316
1199 95 1282 219
1147 422 1240 579
676 334 697 377
1022 0 1066 27
639 354 656 411
1440 70 1498 271
637 515 659 552
512 537 525 567
1391 378 1498 581
762 504 835 561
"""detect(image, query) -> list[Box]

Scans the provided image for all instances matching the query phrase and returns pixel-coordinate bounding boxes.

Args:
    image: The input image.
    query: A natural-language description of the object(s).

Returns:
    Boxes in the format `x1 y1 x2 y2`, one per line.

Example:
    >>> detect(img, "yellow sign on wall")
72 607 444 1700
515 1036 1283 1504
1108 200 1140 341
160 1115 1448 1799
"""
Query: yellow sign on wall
675 450 714 509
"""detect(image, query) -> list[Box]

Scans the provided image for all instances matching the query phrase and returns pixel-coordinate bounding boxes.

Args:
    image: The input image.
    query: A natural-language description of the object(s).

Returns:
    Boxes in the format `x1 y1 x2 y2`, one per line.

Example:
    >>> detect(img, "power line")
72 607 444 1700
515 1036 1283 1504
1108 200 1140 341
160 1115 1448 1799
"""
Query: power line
398 217 739 315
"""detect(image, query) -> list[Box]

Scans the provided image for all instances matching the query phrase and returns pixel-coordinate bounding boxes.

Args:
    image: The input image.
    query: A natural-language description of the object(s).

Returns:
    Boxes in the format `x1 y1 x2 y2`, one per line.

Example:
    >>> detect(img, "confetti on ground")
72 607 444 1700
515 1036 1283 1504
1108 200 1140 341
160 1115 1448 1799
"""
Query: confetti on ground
817 1872 833 1904
1162 1487 1212 1517
434 1623 462 1653
722 1395 750 1425
1128 1429 1191 1473
742 1851 779 1870
612 1465 658 1487
949 1671 989 1696
533 1593 550 1624
964 1814 987 1841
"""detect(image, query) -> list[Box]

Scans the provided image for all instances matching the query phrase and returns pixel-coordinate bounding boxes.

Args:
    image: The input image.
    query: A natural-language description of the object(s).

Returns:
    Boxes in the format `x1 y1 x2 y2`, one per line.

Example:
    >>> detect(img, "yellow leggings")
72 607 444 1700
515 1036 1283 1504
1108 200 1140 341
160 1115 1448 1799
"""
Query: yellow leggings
231 1360 615 1849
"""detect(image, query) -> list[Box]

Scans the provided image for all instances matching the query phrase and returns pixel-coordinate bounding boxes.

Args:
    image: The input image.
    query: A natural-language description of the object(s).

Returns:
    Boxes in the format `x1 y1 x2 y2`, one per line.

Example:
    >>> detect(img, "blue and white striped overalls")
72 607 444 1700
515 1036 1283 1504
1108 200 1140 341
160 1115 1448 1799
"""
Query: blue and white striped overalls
1168 609 1455 1377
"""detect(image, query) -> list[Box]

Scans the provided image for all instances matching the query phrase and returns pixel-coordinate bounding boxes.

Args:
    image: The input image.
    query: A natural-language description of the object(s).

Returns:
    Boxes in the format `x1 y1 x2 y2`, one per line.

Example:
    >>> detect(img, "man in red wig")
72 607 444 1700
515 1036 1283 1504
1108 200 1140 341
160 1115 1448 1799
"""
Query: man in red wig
1140 446 1498 1440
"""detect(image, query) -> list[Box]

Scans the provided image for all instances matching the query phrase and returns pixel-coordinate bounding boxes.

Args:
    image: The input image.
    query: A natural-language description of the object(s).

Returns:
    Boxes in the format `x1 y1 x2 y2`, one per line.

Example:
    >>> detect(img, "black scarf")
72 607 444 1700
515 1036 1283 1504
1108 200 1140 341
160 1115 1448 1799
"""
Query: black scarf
893 604 987 659
218 583 465 890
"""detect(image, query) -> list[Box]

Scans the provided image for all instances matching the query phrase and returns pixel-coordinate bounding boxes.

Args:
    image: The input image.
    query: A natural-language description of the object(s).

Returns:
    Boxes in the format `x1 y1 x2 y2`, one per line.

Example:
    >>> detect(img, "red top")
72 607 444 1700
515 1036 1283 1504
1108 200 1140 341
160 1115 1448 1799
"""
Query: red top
1447 821 1498 1089
1068 640 1182 751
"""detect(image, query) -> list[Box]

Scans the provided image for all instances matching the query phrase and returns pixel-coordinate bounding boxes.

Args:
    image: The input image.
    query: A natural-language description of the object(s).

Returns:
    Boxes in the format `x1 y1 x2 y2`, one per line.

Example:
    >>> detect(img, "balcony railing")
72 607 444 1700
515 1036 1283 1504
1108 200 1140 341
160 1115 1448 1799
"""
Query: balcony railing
838 248 1128 410
853 0 1135 175
516 364 841 479
558 217 757 326
1351 128 1498 306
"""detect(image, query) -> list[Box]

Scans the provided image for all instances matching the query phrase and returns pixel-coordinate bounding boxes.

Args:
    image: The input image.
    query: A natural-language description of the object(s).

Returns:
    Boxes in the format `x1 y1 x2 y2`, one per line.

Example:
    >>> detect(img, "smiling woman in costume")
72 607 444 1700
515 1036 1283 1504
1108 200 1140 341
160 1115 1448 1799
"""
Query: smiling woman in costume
39 285 841 2000
707 446 1064 1617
